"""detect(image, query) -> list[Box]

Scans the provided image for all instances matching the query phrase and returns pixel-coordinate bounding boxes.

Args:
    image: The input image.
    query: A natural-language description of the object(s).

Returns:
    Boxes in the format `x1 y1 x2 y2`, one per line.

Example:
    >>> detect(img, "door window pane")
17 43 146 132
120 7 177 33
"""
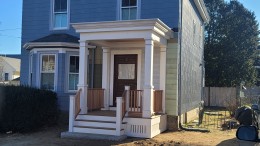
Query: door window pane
118 64 135 79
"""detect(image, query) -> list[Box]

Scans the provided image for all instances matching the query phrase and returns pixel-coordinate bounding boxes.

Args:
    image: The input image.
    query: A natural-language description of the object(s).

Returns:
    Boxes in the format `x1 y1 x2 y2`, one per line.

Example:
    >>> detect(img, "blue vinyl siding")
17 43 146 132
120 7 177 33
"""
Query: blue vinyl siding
21 0 180 85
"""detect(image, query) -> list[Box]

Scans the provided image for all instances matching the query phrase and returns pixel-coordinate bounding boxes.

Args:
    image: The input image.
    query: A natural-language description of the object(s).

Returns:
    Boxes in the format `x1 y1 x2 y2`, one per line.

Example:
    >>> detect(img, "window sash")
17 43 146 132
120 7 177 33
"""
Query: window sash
68 56 79 91
53 0 68 29
120 0 138 20
40 54 56 91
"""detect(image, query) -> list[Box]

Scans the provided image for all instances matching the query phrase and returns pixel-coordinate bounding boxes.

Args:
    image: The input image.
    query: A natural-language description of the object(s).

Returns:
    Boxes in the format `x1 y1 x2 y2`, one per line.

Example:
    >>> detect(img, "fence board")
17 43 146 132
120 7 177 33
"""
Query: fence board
203 87 237 107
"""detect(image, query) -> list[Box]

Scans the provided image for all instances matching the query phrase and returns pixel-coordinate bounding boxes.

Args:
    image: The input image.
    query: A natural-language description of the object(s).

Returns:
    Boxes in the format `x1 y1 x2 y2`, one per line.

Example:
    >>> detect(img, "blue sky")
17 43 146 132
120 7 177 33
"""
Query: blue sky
0 0 259 54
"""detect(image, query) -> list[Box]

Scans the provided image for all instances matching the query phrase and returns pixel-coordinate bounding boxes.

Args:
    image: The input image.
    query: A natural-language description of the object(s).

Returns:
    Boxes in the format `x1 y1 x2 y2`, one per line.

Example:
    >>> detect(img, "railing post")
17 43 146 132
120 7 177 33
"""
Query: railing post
116 97 122 136
69 95 75 132
125 86 130 116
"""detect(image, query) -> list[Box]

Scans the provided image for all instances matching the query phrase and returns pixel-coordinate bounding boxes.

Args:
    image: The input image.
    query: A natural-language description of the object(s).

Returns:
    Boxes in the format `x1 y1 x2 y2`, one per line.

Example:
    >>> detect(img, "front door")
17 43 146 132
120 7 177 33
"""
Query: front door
113 54 137 106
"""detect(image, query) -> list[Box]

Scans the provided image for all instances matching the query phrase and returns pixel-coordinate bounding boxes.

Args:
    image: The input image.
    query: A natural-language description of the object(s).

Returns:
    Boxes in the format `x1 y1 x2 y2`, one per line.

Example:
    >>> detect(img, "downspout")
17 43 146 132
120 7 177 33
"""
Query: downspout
178 0 183 124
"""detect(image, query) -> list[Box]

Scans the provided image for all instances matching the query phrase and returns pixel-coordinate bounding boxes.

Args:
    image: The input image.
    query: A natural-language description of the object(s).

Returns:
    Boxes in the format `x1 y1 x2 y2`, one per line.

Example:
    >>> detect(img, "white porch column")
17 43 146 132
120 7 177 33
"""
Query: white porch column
78 40 89 114
160 46 167 113
143 39 154 118
102 47 110 110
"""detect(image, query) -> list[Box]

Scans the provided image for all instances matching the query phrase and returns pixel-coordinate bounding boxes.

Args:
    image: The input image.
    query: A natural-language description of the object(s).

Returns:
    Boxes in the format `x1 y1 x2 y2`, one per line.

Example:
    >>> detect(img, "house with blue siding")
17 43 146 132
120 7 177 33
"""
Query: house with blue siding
22 0 209 138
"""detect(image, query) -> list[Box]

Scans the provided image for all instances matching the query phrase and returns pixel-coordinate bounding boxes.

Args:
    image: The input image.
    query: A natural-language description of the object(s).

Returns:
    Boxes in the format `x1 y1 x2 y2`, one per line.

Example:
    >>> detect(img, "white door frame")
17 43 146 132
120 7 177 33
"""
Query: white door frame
109 49 142 106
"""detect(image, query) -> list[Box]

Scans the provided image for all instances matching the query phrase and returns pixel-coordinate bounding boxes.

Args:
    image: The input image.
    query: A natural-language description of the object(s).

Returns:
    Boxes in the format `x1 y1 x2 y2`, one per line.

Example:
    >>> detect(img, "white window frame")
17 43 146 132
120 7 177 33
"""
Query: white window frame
40 54 57 91
51 0 70 30
68 55 79 92
119 0 141 20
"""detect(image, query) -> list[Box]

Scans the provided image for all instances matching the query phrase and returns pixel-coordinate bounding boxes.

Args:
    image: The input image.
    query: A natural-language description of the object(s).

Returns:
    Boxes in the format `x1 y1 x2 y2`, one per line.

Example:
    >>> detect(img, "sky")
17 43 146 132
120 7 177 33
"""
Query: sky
0 0 259 55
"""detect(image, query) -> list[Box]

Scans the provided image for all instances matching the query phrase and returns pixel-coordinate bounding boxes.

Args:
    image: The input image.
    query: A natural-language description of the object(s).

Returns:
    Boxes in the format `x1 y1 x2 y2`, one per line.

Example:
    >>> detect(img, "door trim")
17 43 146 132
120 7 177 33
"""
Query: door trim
110 49 142 106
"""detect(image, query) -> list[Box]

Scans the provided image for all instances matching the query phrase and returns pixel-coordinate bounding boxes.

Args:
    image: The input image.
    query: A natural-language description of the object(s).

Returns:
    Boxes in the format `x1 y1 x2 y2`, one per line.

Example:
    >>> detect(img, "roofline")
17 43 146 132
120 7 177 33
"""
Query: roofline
23 42 79 50
194 0 210 23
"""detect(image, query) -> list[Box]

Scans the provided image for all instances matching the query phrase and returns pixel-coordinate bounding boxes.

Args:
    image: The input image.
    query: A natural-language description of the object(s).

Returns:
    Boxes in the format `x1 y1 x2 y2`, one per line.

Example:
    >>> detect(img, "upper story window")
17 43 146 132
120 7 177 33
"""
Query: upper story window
52 0 69 29
120 0 139 20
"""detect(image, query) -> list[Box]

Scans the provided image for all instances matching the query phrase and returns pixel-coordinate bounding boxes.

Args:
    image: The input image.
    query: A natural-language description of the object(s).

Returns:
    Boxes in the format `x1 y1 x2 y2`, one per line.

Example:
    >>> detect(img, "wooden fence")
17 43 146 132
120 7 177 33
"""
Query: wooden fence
203 87 237 107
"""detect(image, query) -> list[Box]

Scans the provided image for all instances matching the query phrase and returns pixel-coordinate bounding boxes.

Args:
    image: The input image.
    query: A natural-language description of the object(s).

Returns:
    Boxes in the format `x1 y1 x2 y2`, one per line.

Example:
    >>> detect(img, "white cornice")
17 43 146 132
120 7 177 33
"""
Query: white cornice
23 42 79 50
72 19 173 39
194 0 210 23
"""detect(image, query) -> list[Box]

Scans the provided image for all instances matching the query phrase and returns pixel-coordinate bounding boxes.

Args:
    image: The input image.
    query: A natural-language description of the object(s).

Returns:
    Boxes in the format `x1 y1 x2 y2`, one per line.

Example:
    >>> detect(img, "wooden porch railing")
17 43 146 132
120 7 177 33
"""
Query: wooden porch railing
75 88 82 118
87 88 105 111
129 90 143 113
154 90 163 113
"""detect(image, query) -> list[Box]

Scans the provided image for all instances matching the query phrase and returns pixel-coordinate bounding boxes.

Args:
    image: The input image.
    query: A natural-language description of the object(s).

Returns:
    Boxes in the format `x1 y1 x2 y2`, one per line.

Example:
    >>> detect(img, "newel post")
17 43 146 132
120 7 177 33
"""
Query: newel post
125 86 130 116
69 95 75 132
116 97 123 136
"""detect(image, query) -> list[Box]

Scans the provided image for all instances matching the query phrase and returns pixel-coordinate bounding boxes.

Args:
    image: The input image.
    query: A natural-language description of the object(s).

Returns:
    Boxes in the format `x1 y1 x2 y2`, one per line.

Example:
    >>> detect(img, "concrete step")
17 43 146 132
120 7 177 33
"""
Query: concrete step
73 126 124 135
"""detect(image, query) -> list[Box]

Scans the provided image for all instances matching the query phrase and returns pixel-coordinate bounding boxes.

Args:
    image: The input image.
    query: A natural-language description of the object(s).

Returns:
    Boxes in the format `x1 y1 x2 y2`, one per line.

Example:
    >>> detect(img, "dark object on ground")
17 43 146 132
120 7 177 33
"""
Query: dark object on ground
221 120 239 130
235 106 252 125
236 125 259 142
0 85 59 133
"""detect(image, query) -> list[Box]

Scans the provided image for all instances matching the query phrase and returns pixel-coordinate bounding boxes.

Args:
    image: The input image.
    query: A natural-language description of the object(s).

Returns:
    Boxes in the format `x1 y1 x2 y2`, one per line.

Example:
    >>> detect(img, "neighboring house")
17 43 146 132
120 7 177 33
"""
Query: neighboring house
255 46 260 86
21 0 209 138
0 56 20 84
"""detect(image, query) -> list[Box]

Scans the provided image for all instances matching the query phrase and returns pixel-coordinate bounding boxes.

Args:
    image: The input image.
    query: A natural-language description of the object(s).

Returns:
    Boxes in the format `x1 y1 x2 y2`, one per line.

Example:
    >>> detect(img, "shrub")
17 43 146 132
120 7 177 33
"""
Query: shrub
0 85 59 133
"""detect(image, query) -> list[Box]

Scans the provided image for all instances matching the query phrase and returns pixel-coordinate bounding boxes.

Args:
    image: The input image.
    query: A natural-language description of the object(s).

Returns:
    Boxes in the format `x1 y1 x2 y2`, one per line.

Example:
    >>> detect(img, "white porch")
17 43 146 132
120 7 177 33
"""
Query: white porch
68 19 173 138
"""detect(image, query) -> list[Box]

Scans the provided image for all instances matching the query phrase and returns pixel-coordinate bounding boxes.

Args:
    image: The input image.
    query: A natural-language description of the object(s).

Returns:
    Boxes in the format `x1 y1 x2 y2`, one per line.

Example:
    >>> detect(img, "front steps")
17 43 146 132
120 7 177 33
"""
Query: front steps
72 114 126 136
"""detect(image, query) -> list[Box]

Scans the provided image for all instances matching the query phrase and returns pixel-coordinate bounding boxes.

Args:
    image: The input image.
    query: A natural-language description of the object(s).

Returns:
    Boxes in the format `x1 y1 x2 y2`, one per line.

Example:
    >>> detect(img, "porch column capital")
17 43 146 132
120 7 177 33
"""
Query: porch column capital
145 39 154 46
102 47 111 53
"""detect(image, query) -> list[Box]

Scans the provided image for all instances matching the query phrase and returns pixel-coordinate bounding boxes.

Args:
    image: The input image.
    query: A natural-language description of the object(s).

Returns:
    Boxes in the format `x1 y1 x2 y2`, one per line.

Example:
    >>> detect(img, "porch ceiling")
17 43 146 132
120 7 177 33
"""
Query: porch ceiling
72 19 173 47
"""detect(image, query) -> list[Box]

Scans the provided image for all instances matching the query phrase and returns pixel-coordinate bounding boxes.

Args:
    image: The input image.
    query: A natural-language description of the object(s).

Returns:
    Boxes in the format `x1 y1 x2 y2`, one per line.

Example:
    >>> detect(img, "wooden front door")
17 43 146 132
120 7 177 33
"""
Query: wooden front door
113 54 137 106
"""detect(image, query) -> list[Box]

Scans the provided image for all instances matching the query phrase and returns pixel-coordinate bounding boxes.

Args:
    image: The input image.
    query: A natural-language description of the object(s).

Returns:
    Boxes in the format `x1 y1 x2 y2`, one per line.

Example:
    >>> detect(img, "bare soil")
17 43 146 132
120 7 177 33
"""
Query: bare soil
0 123 257 146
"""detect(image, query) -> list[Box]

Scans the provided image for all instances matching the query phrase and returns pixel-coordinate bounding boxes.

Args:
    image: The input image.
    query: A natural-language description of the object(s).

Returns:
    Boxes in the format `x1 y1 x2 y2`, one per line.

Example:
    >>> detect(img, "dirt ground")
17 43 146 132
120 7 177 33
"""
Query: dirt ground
0 123 258 146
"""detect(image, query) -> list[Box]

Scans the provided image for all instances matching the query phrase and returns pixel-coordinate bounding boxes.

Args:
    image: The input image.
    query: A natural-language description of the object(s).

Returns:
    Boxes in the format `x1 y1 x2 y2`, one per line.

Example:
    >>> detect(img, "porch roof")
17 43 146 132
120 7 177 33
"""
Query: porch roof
72 19 174 47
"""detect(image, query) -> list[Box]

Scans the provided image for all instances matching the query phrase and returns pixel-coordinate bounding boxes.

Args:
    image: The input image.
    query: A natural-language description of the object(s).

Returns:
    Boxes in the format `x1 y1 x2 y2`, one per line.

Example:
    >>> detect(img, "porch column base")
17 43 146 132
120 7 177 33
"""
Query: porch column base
142 85 154 118
78 84 88 114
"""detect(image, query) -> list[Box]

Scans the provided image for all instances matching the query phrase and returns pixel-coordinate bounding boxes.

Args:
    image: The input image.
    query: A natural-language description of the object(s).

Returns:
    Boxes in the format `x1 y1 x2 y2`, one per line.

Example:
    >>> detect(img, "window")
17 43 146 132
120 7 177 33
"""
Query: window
4 73 8 81
52 0 69 29
120 0 138 20
68 56 79 91
29 54 33 85
41 55 56 90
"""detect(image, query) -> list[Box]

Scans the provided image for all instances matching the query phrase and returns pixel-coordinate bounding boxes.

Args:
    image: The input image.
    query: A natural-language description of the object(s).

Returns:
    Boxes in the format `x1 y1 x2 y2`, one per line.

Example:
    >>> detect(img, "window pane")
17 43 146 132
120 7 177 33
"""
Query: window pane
129 0 137 6
69 74 79 90
54 0 67 12
122 8 129 20
42 55 48 71
130 8 137 20
54 13 67 28
122 0 136 7
42 55 55 72
118 64 135 79
122 0 129 7
69 56 79 73
41 73 54 90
